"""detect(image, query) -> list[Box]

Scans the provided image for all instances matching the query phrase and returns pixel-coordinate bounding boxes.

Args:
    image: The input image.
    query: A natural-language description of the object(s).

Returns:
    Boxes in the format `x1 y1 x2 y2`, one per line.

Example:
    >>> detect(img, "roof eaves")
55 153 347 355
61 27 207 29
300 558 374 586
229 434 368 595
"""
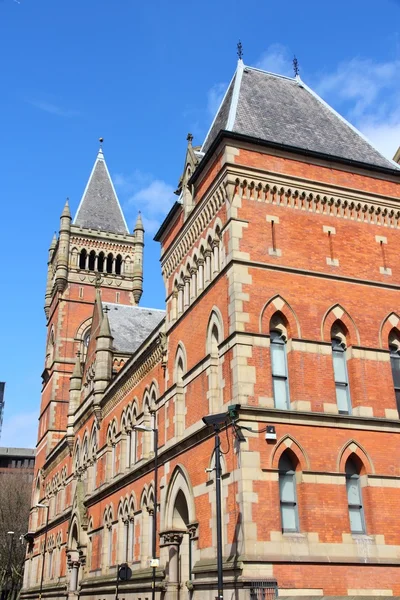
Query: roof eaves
226 58 245 130
300 79 400 172
153 201 182 242
190 129 400 186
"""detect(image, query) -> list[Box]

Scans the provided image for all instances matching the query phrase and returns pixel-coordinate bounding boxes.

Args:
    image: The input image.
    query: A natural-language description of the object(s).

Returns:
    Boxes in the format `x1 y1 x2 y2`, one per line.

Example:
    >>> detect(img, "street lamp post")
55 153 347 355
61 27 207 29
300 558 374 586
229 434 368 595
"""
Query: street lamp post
202 410 239 600
133 424 158 600
6 532 15 600
35 503 49 600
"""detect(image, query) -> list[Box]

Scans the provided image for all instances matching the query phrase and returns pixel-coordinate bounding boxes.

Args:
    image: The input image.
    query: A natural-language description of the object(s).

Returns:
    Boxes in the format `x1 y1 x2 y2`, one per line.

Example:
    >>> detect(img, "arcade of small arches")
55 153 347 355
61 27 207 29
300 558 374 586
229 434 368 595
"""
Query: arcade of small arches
72 248 130 276
170 223 223 320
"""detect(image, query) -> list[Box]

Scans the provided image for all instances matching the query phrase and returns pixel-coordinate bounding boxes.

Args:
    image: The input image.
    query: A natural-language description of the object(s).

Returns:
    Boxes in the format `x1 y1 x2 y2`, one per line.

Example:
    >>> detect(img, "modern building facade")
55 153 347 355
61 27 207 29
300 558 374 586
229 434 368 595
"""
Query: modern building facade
0 382 5 441
21 60 400 600
0 447 35 479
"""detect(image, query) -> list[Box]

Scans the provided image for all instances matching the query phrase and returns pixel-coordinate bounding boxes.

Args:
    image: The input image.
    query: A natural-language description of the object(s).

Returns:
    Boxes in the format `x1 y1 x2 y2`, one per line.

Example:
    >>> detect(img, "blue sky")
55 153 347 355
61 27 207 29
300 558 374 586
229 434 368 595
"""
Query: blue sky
0 0 399 448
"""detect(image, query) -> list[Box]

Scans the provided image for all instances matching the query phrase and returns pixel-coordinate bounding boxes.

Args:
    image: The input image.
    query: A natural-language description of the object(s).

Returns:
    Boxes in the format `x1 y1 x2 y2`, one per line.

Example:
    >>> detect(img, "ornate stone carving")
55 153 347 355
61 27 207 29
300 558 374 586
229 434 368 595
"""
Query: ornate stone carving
162 530 184 546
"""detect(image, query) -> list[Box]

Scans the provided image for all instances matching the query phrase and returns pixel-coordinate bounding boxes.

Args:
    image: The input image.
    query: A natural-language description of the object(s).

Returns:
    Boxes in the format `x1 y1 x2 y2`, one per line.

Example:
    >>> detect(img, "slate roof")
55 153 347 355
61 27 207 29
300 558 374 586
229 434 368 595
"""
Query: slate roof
73 149 129 235
202 62 399 171
104 303 165 354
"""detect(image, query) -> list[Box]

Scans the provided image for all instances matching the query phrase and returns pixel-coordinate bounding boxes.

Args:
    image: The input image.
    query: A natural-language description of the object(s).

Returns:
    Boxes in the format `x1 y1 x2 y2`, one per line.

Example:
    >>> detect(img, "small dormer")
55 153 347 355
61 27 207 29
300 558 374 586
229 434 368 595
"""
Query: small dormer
176 133 202 220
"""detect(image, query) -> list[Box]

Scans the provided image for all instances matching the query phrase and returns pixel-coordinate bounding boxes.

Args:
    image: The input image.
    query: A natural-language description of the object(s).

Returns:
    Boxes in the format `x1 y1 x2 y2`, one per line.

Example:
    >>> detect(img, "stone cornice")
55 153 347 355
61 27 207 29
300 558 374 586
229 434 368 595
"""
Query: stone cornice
225 168 400 226
234 257 400 291
70 225 135 244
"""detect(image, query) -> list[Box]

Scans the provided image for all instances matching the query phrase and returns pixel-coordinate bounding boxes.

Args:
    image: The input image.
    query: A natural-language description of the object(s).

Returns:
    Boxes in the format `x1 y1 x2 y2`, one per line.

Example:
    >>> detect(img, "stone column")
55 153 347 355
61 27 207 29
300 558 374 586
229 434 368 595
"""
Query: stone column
162 531 184 596
69 562 79 592
212 239 220 275
197 258 204 292
190 267 197 301
171 290 178 322
204 249 212 284
183 276 191 309
177 283 184 315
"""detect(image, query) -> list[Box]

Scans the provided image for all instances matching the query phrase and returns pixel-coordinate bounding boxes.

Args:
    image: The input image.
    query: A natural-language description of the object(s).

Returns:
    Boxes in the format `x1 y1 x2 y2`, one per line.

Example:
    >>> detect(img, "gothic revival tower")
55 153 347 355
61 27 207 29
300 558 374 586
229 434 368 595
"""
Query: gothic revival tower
39 147 144 462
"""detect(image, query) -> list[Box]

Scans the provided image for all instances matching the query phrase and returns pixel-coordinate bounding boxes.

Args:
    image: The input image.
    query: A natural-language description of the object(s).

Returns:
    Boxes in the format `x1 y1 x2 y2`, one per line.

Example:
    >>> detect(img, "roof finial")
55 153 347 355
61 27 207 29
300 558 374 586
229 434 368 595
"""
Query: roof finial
237 40 243 61
293 56 300 77
187 132 193 145
99 137 104 147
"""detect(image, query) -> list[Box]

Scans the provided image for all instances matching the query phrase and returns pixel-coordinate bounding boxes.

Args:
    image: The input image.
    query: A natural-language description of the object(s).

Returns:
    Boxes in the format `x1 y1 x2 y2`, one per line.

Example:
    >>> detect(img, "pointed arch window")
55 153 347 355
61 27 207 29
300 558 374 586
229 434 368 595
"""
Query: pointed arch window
278 452 298 532
389 335 400 412
332 336 351 414
345 457 365 533
79 249 87 270
88 250 96 271
106 253 113 274
115 254 122 276
270 330 290 409
97 252 105 273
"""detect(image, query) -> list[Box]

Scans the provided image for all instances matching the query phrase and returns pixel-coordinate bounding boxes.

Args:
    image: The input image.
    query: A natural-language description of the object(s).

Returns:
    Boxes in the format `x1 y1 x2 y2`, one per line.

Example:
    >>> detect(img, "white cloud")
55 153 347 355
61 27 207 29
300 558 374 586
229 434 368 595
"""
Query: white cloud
29 99 80 118
207 82 227 117
255 43 293 77
114 171 175 235
1 410 38 448
314 57 400 159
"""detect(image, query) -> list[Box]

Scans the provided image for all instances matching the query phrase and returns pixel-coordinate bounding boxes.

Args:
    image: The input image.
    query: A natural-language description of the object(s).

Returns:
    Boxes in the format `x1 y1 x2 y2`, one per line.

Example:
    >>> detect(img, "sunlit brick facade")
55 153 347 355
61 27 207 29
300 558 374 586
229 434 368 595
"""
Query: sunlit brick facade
22 60 400 600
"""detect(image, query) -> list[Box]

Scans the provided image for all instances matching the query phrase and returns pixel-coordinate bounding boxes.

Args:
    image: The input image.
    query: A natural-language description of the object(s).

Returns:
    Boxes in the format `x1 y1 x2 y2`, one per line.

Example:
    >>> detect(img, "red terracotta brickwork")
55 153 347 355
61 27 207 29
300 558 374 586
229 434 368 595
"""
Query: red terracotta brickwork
24 134 400 600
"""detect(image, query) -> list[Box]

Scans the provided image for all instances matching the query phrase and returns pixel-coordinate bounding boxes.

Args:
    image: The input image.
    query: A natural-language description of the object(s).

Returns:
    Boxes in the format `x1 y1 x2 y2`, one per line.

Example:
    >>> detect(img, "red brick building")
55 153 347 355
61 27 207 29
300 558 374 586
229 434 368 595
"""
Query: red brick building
21 59 400 600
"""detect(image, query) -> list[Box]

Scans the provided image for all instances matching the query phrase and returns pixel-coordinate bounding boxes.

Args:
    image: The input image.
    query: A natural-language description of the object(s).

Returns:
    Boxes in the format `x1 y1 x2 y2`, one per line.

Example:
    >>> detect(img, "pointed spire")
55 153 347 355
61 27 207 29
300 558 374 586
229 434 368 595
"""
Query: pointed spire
99 308 112 338
61 199 71 219
49 233 57 251
134 212 144 232
71 352 82 382
73 146 129 235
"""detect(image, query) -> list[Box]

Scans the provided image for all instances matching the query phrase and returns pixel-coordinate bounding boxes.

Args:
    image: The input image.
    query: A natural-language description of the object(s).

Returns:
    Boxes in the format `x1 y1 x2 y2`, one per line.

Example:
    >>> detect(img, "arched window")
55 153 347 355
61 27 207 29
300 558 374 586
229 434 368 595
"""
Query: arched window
270 327 290 410
278 452 298 532
389 331 400 412
88 250 96 271
345 456 365 533
106 253 113 274
331 323 351 414
79 249 87 270
115 254 122 276
82 330 90 360
97 252 105 273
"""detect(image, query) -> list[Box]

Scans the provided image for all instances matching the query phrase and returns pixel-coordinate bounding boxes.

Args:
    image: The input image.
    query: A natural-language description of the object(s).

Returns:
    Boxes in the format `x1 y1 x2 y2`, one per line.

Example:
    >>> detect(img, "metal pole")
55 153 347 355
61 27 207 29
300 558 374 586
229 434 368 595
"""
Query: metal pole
6 534 14 600
39 507 49 600
151 427 158 600
115 564 119 600
214 425 223 600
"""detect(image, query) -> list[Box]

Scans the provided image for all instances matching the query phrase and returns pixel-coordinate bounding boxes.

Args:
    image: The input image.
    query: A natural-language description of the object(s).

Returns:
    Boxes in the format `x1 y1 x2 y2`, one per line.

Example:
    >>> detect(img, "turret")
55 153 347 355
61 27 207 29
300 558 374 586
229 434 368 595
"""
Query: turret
55 200 71 293
66 353 82 453
93 307 114 421
44 234 58 318
132 213 144 304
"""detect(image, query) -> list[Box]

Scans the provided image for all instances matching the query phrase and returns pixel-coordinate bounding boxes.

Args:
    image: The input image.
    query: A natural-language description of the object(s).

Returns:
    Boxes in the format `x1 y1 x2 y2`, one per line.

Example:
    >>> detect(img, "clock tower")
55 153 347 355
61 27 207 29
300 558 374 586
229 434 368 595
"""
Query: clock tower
37 147 144 467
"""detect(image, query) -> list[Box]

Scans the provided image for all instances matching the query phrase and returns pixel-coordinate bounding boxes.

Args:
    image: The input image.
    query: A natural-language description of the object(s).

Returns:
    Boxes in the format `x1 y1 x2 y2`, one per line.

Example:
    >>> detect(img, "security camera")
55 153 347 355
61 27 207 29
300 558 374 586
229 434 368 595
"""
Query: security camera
202 412 228 427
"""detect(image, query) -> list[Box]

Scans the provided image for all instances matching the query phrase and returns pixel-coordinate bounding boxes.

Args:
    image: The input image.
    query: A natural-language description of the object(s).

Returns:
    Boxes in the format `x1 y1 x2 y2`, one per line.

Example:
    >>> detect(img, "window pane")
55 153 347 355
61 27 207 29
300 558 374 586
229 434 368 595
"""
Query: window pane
271 342 287 377
349 507 364 533
395 389 400 413
333 350 347 383
346 478 361 505
273 377 289 409
336 383 349 413
390 355 400 388
281 503 297 531
280 474 295 502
